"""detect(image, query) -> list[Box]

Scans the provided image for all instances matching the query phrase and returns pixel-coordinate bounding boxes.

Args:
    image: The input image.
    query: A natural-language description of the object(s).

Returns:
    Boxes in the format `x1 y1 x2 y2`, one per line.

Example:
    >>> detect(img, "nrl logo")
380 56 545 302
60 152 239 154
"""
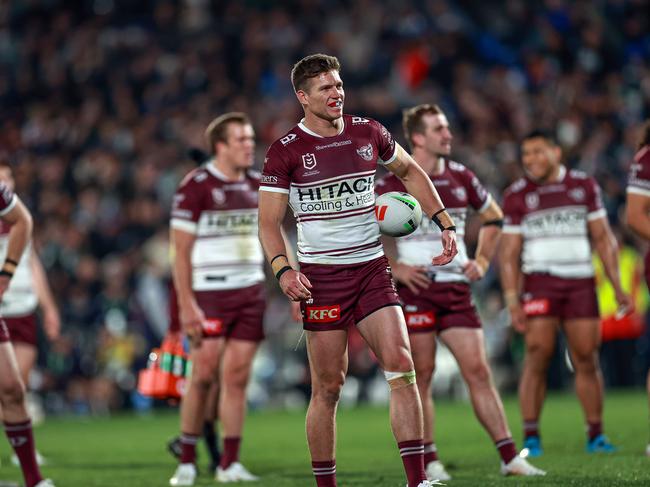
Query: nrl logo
356 144 374 161
451 187 467 201
525 192 539 209
302 153 317 170
212 188 226 205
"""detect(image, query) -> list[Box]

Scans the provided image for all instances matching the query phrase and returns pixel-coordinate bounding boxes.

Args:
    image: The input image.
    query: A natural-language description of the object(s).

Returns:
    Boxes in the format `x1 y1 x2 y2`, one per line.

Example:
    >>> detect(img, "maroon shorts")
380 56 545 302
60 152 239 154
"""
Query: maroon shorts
0 318 9 342
399 281 481 334
522 274 599 320
4 314 37 346
193 284 266 342
299 256 401 331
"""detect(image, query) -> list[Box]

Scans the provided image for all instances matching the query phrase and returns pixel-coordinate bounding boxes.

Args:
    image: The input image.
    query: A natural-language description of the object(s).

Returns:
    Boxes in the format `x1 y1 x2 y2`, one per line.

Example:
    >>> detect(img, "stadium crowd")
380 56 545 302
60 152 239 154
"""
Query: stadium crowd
0 0 649 414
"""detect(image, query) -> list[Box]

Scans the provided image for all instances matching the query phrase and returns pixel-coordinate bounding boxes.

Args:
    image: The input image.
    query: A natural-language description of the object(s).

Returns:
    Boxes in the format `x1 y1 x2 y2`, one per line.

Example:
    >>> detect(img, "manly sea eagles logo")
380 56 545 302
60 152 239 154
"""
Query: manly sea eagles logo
302 153 317 170
356 144 374 161
451 187 467 201
211 188 226 205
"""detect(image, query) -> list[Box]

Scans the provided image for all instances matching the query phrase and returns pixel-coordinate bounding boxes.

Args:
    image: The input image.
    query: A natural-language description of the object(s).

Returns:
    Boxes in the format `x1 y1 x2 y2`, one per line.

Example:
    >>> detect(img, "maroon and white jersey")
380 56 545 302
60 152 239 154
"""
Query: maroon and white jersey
170 163 264 291
0 185 37 317
502 166 606 278
627 145 650 198
376 159 491 283
260 115 397 264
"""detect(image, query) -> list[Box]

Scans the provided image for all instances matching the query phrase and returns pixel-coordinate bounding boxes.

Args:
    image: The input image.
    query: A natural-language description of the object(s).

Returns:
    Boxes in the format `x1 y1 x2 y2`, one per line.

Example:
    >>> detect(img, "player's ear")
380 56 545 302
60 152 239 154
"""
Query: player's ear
295 89 308 106
411 132 425 149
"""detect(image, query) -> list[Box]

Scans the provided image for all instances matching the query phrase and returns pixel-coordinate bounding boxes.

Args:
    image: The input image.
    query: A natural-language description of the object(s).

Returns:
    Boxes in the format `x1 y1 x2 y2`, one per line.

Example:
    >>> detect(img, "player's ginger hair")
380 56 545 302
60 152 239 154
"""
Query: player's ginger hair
291 53 341 92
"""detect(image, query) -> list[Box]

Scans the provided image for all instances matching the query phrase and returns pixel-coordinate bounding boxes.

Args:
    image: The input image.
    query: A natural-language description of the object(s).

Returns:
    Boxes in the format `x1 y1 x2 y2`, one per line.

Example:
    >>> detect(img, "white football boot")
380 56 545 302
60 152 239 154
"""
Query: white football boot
425 460 451 481
169 463 197 486
216 462 259 482
407 480 446 487
34 480 56 487
500 456 546 476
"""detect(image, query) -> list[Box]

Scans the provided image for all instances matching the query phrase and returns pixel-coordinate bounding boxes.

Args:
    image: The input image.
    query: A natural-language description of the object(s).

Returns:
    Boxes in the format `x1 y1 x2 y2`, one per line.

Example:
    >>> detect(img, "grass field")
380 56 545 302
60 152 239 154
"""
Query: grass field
0 391 648 486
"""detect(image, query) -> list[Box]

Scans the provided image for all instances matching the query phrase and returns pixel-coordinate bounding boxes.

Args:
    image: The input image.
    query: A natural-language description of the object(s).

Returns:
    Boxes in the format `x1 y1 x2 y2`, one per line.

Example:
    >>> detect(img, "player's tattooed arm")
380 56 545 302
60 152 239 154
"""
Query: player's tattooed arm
259 191 312 302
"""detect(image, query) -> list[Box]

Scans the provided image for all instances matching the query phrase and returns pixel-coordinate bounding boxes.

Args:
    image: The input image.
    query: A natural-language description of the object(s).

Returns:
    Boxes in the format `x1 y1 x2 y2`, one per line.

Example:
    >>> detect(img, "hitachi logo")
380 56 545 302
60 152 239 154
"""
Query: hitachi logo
297 176 373 202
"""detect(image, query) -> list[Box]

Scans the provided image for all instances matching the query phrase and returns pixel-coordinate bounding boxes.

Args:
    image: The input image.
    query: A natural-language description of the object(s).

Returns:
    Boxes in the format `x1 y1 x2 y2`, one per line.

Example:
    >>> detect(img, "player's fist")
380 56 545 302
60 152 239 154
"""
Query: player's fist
508 303 527 333
431 229 457 266
289 301 303 322
280 269 312 302
463 259 487 282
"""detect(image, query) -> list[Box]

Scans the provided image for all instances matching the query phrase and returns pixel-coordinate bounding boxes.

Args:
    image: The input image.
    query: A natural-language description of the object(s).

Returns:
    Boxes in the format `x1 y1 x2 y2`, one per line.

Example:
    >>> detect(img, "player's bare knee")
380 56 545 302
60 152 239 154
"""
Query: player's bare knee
415 361 435 382
312 373 345 405
526 341 554 366
0 377 25 408
465 361 491 385
381 349 414 374
571 351 598 374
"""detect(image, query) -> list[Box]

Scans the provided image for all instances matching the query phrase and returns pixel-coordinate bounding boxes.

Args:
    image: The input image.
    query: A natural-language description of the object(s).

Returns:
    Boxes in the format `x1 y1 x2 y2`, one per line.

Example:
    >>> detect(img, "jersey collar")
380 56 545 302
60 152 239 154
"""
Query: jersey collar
297 118 345 138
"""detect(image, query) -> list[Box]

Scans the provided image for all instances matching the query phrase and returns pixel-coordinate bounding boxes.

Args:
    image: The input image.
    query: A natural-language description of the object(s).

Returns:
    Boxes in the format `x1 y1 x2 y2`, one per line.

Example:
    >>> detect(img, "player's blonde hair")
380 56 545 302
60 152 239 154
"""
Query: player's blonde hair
291 54 341 92
205 112 251 155
402 104 444 151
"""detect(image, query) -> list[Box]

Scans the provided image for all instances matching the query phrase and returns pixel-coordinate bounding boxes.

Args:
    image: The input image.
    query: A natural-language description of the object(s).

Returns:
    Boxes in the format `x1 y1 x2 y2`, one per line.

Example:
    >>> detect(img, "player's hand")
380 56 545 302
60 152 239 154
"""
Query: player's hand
431 229 458 266
508 303 527 333
614 290 635 318
289 301 303 322
280 269 312 302
180 300 205 347
43 308 61 341
0 275 10 301
391 262 430 294
463 259 487 282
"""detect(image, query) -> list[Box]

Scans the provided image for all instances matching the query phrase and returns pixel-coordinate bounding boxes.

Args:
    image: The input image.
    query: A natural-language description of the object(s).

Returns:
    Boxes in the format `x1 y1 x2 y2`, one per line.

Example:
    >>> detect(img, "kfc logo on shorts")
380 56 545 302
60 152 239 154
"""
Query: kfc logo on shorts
357 144 374 161
406 311 436 329
203 318 224 336
212 188 226 205
302 153 317 170
305 305 340 323
523 299 550 316
281 133 297 146
525 192 539 209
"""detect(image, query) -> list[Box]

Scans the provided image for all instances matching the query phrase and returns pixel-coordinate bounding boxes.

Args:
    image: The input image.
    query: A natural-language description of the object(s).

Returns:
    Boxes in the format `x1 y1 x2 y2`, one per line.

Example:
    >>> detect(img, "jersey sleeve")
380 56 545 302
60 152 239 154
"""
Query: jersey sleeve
627 148 650 197
502 191 523 234
170 178 203 234
462 167 491 212
371 120 397 165
0 183 17 216
585 177 607 221
259 143 292 194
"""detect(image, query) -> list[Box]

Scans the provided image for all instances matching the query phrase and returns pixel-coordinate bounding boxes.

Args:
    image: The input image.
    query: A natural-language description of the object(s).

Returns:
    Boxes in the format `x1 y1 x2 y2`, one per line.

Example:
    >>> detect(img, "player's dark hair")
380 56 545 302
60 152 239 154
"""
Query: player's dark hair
638 119 650 150
291 54 341 92
522 129 557 146
402 104 444 151
205 112 251 155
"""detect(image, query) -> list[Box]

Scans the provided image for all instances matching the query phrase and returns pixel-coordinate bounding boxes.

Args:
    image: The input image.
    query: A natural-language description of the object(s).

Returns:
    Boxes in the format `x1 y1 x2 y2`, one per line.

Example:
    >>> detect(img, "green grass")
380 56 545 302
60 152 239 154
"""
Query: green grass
1 391 649 486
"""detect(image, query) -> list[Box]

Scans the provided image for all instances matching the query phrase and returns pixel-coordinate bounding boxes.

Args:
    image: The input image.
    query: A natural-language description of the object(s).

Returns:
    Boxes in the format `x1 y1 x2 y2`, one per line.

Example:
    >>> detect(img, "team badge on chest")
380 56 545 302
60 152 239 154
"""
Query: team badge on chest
212 188 226 205
356 144 374 161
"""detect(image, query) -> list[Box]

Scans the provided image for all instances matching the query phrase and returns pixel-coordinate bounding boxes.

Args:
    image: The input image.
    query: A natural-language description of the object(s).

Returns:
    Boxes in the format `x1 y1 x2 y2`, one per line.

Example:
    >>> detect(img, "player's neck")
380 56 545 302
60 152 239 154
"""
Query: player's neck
412 150 444 176
536 164 564 185
301 113 344 137
211 159 245 181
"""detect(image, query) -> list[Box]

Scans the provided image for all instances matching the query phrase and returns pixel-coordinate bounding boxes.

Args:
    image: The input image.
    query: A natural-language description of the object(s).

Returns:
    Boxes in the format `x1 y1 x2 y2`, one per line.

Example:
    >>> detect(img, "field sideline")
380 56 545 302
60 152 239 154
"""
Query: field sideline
0 391 648 486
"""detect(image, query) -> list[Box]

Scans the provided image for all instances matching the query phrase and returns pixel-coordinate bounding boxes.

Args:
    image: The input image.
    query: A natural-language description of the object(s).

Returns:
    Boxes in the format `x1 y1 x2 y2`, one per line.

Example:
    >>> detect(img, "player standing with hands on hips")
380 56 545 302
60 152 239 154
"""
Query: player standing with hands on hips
258 53 456 487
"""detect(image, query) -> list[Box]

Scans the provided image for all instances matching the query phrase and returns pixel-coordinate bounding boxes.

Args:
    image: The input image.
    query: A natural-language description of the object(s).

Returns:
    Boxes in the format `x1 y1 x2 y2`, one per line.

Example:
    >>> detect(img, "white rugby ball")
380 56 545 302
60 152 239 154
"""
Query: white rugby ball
375 191 423 237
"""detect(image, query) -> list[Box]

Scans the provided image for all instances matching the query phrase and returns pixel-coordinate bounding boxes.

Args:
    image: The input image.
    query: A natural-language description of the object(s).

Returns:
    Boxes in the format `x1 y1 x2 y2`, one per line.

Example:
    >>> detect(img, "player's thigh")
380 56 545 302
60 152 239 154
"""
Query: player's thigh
221 338 259 385
0 343 24 394
12 342 37 385
409 331 437 379
562 317 600 360
357 304 413 371
440 328 491 382
306 329 349 390
189 337 225 383
524 317 559 360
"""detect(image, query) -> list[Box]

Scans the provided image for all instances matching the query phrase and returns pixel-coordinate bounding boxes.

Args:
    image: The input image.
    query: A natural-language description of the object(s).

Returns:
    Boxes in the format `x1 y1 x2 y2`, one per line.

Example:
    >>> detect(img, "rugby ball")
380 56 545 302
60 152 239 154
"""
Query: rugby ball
375 191 423 237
